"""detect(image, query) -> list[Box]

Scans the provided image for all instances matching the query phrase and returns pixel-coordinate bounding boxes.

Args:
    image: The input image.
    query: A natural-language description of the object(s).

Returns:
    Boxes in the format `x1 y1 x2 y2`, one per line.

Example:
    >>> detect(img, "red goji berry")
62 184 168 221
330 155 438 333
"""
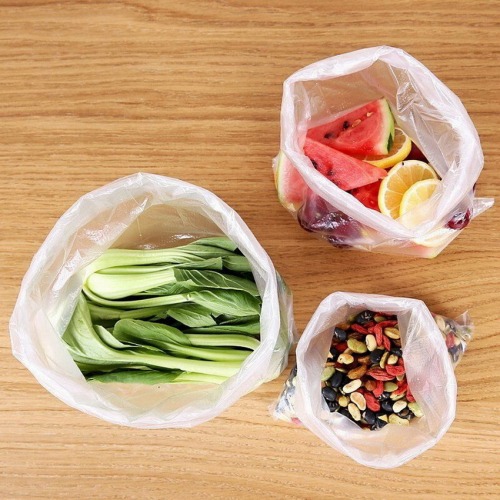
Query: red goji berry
375 329 383 346
367 325 376 334
398 357 405 366
386 364 405 377
406 386 415 402
376 320 398 328
335 342 348 352
364 392 380 412
393 382 408 396
382 334 391 351
373 380 384 397
367 367 395 381
364 321 376 329
351 323 369 334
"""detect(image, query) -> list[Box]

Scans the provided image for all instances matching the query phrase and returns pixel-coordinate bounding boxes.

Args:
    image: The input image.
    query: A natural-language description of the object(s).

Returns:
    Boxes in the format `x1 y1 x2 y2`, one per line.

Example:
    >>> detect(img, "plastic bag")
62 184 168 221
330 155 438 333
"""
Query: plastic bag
273 292 472 468
10 173 295 428
274 46 494 257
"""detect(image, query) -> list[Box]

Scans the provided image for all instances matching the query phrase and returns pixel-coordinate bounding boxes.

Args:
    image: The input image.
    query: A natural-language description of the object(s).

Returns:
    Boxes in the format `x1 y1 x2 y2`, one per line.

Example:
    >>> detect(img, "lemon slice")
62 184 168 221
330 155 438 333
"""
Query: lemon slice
399 178 440 217
413 227 456 247
378 160 438 219
357 128 412 169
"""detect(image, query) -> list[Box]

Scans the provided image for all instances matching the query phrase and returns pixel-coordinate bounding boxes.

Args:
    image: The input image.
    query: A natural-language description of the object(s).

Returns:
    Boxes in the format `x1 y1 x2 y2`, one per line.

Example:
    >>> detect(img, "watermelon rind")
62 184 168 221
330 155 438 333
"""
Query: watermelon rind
381 99 395 154
274 151 306 212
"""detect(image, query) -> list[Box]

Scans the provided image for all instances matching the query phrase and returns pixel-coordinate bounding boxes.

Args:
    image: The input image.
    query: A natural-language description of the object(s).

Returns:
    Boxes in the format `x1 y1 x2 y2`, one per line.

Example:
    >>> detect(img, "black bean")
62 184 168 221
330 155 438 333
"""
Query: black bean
363 409 376 425
390 347 403 357
328 370 344 388
322 386 337 402
374 418 388 429
354 310 375 325
327 400 340 412
381 400 393 412
333 327 347 342
339 408 353 420
329 347 340 361
370 349 385 364
377 391 391 401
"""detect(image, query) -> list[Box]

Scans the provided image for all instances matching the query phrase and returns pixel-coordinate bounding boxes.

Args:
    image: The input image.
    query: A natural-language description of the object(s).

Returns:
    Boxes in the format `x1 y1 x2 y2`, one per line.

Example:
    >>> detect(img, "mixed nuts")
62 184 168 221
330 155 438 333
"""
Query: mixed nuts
321 310 418 430
273 309 470 428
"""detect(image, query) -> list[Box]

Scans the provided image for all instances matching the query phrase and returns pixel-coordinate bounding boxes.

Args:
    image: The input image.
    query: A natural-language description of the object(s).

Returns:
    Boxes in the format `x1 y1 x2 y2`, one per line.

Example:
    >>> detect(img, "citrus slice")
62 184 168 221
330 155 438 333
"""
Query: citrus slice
378 160 438 219
399 178 440 217
356 128 412 169
413 227 456 247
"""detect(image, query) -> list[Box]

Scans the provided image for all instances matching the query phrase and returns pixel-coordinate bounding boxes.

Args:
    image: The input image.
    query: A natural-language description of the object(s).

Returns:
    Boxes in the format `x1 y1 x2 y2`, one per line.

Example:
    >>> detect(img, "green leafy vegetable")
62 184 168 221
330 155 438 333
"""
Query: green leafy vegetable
63 237 261 385
88 369 228 385
173 269 259 297
160 303 217 327
113 320 251 363
223 255 253 273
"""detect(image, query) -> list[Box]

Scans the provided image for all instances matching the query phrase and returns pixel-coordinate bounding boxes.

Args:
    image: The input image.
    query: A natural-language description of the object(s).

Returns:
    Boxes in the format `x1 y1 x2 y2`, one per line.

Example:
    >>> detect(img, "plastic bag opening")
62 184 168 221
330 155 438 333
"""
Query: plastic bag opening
279 292 458 469
278 46 493 257
10 173 295 428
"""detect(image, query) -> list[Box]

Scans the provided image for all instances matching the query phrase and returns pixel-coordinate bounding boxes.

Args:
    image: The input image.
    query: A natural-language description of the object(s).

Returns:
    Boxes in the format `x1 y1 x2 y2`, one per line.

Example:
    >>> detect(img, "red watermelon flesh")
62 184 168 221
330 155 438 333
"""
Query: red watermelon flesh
350 180 382 211
304 138 387 191
307 98 395 156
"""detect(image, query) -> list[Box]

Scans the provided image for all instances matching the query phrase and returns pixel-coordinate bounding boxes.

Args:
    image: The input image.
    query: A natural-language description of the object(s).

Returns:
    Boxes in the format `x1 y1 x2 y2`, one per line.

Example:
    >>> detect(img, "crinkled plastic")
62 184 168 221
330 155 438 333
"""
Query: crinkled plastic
273 292 473 469
274 46 494 257
10 173 295 428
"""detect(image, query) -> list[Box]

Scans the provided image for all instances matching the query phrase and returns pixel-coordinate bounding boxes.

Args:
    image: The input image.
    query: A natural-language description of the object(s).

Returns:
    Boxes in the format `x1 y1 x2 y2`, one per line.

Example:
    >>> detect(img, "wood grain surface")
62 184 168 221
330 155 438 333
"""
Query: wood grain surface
1 1 499 498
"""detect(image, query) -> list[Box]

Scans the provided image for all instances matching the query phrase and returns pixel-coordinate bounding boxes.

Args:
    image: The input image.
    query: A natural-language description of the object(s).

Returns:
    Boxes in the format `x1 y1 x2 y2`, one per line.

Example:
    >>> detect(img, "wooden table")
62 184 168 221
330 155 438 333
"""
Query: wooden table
1 2 498 498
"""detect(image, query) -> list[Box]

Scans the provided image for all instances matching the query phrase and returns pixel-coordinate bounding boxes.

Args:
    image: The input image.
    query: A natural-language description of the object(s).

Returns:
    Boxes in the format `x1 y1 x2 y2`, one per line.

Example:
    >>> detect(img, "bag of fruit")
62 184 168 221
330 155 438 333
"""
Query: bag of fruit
273 292 472 468
273 46 493 257
10 173 295 428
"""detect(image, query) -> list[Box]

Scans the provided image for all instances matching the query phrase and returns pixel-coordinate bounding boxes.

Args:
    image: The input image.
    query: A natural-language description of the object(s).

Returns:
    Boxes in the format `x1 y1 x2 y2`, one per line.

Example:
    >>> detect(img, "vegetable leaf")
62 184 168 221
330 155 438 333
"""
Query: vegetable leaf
194 236 239 252
174 269 259 297
113 319 250 363
88 369 228 385
222 255 253 273
188 289 261 317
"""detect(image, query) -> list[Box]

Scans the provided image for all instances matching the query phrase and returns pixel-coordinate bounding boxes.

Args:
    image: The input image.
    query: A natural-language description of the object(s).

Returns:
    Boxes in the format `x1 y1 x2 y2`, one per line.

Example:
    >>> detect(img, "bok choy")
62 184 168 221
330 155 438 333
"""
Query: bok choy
62 237 262 385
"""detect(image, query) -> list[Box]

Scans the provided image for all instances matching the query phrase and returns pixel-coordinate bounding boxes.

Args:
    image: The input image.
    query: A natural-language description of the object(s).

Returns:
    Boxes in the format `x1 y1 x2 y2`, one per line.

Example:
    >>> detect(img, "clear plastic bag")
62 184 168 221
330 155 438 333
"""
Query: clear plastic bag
274 46 494 257
273 292 472 469
10 173 295 428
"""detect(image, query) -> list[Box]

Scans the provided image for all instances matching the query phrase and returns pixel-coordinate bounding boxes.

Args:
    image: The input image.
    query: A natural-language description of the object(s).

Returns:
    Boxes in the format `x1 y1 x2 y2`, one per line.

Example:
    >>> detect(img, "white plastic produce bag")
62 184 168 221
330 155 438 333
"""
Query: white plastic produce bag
273 292 472 469
274 46 493 257
10 173 295 428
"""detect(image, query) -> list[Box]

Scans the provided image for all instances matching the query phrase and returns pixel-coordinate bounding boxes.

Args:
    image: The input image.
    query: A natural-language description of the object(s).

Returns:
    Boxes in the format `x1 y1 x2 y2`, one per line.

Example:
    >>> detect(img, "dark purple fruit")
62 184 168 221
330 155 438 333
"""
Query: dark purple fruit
406 142 428 162
447 209 472 230
297 194 360 244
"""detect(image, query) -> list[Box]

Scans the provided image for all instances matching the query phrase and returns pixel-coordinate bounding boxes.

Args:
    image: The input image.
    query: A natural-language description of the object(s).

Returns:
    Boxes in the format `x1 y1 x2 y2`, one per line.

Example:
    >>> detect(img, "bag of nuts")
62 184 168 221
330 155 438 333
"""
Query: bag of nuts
273 292 472 468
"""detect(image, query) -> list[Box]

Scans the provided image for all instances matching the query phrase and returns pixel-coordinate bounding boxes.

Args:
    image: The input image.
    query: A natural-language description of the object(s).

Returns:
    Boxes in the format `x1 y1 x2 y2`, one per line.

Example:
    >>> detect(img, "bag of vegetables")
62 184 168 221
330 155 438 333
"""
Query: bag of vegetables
10 173 295 428
274 46 493 257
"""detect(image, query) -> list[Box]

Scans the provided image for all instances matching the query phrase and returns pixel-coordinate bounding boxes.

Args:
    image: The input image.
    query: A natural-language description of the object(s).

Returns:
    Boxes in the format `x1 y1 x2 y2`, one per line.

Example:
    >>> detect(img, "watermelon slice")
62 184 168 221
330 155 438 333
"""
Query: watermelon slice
350 180 382 211
274 151 307 211
307 98 395 156
304 138 387 191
